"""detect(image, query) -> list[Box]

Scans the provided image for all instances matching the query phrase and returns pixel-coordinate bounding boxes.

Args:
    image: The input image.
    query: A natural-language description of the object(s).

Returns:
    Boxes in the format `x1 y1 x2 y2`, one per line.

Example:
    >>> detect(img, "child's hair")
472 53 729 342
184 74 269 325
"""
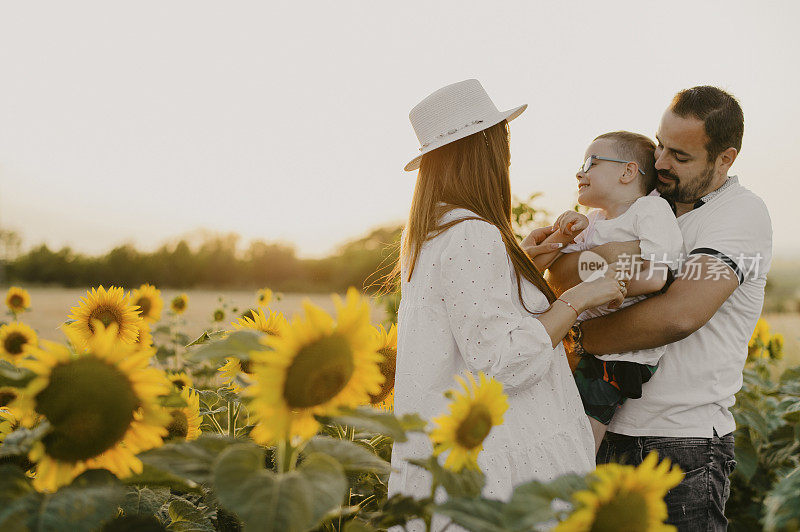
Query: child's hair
594 131 657 194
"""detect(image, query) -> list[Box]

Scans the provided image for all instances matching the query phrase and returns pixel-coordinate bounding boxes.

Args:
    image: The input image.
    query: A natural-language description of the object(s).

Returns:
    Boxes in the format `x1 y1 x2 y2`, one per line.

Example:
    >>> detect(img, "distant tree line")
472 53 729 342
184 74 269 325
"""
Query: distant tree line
3 226 402 293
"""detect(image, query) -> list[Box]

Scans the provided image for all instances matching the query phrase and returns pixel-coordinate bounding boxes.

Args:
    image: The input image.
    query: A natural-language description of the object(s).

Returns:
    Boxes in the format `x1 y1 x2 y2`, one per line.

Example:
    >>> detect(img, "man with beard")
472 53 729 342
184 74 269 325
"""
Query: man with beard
546 86 772 530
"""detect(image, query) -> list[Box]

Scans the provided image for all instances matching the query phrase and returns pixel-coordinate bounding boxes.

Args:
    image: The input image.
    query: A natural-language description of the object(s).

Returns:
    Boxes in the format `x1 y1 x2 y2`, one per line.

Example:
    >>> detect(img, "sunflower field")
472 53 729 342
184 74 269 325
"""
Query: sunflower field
0 285 794 531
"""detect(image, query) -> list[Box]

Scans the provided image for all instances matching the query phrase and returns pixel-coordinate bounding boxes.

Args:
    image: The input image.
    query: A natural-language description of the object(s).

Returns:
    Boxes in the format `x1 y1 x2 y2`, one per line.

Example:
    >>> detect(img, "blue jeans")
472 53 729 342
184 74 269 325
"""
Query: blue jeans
597 430 736 531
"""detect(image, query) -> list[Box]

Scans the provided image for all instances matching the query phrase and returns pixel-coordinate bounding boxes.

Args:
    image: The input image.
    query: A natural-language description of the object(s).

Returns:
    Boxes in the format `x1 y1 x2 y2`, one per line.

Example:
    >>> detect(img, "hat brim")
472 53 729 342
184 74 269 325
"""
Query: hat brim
403 103 527 172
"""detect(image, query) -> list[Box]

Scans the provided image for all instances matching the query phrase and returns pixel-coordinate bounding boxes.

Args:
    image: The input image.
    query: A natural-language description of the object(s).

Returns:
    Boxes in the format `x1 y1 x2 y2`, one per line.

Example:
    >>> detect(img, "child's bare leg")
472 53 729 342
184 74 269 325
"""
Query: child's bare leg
589 417 608 456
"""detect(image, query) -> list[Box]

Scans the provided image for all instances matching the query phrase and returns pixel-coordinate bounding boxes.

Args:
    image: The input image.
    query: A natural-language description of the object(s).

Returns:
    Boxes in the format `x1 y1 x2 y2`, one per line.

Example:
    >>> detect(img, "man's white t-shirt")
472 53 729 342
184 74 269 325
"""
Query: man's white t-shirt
562 195 684 365
608 176 773 438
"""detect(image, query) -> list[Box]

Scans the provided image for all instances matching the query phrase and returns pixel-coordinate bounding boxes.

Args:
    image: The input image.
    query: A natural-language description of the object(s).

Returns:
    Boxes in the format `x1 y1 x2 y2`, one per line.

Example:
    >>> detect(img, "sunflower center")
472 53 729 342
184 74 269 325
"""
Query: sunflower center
135 297 152 317
173 298 186 310
369 347 396 404
166 410 189 439
171 378 187 390
590 491 648 532
283 334 354 409
239 359 253 375
9 294 23 308
455 403 493 449
87 306 122 332
3 332 28 355
0 390 18 407
36 356 139 462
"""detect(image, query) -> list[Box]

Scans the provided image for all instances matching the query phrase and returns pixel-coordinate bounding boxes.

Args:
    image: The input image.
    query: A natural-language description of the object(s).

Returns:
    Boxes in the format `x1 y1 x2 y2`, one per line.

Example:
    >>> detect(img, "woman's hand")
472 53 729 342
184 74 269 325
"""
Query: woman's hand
521 225 564 258
560 264 629 313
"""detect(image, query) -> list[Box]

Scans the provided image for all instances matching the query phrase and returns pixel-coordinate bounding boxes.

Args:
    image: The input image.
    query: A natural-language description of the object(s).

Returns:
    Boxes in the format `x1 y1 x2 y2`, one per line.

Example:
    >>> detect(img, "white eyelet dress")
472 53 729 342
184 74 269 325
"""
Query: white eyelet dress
387 208 595 530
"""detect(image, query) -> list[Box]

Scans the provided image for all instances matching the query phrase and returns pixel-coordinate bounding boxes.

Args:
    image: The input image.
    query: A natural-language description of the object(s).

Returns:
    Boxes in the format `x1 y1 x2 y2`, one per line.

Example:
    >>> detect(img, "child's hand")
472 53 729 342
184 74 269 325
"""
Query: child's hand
553 211 589 239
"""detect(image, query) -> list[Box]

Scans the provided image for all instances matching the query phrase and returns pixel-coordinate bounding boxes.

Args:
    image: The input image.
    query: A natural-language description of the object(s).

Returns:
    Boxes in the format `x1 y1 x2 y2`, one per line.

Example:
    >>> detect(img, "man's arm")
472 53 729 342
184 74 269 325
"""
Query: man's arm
580 254 739 354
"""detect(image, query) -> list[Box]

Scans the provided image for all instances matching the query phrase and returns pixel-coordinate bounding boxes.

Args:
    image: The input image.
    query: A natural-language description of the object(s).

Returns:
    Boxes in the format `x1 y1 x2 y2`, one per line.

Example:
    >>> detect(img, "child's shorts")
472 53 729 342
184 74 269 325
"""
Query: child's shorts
573 355 658 425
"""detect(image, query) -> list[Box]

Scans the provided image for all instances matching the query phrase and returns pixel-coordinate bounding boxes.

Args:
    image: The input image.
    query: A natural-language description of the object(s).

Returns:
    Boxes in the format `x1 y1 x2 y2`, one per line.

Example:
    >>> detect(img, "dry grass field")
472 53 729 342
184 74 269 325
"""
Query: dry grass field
13 287 389 343
10 288 799 368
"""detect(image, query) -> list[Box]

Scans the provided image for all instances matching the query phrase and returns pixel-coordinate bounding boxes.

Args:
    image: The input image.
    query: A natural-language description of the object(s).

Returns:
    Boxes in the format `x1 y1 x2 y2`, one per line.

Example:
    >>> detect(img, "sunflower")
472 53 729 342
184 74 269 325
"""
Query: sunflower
256 288 273 307
0 408 20 443
135 321 154 348
13 321 170 492
231 307 288 337
554 451 684 532
0 322 38 363
131 284 163 323
369 324 397 409
167 371 193 391
768 333 785 361
66 286 143 349
0 385 23 416
170 293 188 315
218 356 258 393
248 287 384 445
429 372 508 472
165 387 202 441
6 286 31 315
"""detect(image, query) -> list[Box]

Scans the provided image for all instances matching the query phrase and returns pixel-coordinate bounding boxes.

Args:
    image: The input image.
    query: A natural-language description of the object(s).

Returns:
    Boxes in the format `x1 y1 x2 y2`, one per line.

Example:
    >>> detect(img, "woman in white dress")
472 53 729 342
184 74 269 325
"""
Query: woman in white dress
388 80 628 513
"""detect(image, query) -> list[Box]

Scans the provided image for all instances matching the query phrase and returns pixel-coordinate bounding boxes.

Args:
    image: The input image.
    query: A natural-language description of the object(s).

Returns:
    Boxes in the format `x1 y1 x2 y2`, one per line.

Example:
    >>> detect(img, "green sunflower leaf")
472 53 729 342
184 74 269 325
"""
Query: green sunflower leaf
504 473 586 528
763 464 800 532
212 443 348 532
304 436 391 475
166 497 216 532
317 407 426 443
138 435 236 485
187 330 268 364
0 360 35 388
0 464 35 530
0 421 51 458
408 456 485 498
120 485 171 517
434 497 508 532
123 463 201 493
186 330 226 347
0 469 126 532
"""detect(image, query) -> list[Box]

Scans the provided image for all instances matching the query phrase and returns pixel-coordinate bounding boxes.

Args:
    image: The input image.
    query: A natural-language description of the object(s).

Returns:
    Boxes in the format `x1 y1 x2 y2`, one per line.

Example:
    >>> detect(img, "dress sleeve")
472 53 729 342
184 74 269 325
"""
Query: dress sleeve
439 219 557 391
633 196 684 268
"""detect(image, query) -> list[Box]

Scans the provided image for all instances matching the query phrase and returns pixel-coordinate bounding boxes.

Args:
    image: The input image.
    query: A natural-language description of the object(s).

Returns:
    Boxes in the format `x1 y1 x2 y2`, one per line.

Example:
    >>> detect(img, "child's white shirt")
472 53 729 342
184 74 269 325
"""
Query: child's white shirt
561 193 683 365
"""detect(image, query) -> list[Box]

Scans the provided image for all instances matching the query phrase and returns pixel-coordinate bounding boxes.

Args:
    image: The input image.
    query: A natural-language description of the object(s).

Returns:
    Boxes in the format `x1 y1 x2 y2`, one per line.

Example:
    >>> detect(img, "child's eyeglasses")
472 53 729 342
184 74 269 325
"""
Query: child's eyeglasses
581 155 646 175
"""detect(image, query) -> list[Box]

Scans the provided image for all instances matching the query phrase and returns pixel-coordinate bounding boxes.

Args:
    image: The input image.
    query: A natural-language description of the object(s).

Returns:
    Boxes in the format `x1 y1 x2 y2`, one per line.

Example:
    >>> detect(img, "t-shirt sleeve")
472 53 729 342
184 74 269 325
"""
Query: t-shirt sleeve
439 219 557 391
632 196 684 268
688 194 773 284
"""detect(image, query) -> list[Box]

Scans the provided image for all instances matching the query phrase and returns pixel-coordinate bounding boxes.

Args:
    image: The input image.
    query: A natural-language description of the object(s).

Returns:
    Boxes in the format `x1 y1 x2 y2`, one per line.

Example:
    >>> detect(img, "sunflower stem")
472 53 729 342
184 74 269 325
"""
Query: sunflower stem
226 400 234 438
277 438 295 473
424 481 438 532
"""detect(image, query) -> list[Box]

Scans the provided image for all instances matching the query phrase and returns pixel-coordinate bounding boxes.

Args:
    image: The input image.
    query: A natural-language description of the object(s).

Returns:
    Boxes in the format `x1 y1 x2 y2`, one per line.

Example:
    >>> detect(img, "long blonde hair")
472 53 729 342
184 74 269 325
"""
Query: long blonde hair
401 120 556 311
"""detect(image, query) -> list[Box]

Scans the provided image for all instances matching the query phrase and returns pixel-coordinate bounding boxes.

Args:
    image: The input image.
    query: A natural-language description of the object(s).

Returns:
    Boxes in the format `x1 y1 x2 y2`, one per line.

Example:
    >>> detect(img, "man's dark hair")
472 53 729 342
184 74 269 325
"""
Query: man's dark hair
670 86 744 161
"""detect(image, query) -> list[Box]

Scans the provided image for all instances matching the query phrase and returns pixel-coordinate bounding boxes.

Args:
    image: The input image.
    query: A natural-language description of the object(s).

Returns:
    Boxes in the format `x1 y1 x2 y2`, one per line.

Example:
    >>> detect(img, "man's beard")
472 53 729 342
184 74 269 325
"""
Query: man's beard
656 163 716 204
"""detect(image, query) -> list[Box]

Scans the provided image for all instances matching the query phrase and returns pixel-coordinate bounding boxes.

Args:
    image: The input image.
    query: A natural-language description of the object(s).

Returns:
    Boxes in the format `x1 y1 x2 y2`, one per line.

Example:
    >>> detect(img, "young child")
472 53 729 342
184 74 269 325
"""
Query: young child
531 131 683 453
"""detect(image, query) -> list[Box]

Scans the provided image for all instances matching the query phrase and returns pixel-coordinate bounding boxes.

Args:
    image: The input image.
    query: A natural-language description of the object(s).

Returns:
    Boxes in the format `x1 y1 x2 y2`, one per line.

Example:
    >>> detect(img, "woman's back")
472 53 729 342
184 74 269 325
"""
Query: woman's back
389 207 595 504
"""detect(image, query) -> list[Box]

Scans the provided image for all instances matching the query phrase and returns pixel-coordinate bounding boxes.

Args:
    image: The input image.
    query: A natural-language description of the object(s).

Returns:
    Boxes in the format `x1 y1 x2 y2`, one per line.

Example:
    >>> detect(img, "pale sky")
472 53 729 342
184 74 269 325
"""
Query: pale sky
2 1 799 259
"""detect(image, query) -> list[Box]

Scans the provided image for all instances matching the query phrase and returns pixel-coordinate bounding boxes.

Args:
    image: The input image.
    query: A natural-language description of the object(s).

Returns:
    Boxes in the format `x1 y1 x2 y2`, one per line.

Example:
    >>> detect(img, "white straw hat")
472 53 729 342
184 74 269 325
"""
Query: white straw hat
404 79 527 171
